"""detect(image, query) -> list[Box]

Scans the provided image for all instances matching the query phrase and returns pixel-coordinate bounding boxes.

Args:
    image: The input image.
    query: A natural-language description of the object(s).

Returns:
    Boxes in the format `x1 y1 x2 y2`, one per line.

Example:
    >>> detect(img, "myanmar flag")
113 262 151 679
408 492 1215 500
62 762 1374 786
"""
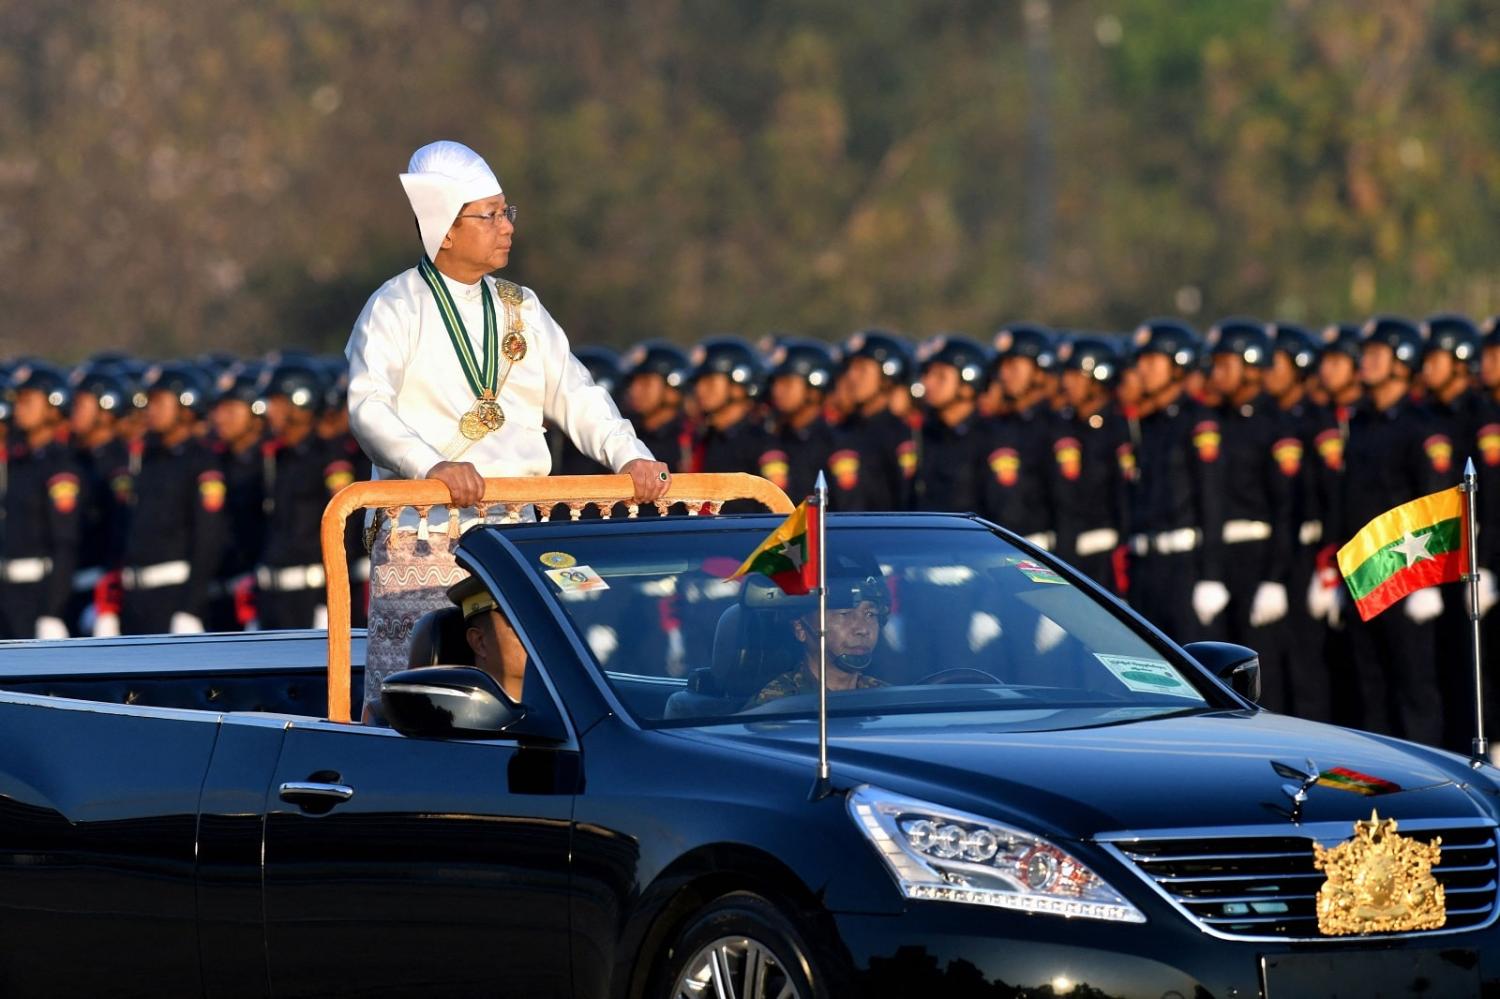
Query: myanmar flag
1337 486 1467 622
729 498 820 595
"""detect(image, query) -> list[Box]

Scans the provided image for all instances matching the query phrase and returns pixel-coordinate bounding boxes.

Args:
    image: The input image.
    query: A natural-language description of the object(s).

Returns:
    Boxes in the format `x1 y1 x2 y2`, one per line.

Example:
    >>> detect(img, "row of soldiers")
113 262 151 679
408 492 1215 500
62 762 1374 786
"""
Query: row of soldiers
3 315 1499 749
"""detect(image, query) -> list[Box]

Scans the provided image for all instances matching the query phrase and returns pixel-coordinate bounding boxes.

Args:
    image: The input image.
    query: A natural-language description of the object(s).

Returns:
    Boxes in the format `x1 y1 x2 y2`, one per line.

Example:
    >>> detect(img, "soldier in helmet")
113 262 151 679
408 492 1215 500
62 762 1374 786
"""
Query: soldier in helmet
913 335 991 513
1332 317 1451 745
1204 319 1298 709
67 366 134 636
834 330 916 510
203 362 267 631
688 335 769 479
119 364 225 634
621 340 693 473
314 355 373 627
1418 315 1490 749
1049 336 1130 593
980 324 1058 550
1124 319 1228 644
254 360 351 631
759 338 840 504
0 364 82 639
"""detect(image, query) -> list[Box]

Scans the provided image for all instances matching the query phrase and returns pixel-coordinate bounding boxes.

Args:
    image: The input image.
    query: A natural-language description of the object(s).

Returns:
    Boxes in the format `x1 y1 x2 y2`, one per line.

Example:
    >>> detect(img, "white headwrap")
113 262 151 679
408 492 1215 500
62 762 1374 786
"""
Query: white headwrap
399 140 503 263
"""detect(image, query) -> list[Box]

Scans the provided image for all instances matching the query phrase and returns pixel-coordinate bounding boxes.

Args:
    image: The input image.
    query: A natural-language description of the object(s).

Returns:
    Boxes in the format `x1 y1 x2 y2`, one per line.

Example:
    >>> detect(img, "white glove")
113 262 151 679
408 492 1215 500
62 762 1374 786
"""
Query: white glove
93 612 121 637
1249 582 1289 627
1307 573 1332 621
35 616 69 640
1403 587 1443 624
170 612 205 634
312 604 329 631
1192 580 1231 627
1468 569 1499 619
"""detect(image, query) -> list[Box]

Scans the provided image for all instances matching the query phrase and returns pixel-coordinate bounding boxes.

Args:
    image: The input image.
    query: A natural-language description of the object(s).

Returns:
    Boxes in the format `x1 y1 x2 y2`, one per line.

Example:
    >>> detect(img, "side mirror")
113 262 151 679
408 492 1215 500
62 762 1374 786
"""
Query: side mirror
1183 641 1261 703
380 666 525 739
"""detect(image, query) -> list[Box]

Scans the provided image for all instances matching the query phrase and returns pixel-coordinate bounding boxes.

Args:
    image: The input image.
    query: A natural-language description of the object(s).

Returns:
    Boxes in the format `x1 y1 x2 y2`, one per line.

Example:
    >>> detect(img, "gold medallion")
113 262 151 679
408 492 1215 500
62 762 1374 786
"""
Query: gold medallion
477 398 504 431
502 330 527 363
459 409 489 441
1312 810 1446 935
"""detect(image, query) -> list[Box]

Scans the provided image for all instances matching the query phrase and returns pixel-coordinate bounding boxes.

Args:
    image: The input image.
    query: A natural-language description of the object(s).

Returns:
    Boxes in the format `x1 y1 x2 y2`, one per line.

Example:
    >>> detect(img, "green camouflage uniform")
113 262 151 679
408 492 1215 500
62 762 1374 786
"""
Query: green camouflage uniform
749 667 885 706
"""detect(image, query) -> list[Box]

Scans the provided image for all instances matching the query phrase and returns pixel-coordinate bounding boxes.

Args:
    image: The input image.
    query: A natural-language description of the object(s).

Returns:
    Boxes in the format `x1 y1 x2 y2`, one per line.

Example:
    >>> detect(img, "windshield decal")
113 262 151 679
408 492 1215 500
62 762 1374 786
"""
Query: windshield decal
1011 558 1067 585
546 565 610 592
1094 654 1201 699
539 551 578 569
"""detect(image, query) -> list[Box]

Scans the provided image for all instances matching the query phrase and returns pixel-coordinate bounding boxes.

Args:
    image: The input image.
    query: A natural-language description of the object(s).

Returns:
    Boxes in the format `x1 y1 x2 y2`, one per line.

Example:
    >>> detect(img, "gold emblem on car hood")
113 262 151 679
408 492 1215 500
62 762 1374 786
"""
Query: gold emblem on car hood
1313 811 1446 935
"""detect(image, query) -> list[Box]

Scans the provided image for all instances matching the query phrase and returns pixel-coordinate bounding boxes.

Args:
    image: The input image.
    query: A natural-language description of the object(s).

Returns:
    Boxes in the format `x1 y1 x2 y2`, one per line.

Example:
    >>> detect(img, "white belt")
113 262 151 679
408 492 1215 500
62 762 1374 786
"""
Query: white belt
1130 528 1201 557
257 563 326 592
1298 520 1323 546
1022 531 1056 551
72 567 105 593
122 560 190 590
1223 519 1273 544
1075 528 1120 558
1 558 52 584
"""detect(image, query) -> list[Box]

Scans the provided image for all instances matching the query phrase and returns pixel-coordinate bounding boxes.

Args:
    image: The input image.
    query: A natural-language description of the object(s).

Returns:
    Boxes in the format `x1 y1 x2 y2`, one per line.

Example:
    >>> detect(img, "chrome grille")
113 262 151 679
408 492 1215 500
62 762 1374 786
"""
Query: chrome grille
1104 820 1498 941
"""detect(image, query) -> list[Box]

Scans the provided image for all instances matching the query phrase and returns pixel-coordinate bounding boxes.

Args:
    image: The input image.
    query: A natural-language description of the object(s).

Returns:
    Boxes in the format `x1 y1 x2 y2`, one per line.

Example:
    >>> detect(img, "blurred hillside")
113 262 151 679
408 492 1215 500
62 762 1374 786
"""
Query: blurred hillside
3 0 1499 358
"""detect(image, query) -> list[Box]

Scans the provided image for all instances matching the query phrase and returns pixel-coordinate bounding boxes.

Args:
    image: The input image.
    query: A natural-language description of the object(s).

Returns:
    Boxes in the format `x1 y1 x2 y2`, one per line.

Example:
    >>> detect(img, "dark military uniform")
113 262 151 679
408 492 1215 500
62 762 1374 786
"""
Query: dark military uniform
914 414 985 514
1337 397 1451 745
1127 398 1227 644
0 442 82 639
831 409 912 511
1049 402 1131 593
757 419 838 508
203 439 267 632
1275 396 1335 723
979 403 1056 548
258 436 349 631
68 438 130 633
693 414 770 515
748 667 885 707
120 436 226 634
634 414 693 474
1215 392 1298 709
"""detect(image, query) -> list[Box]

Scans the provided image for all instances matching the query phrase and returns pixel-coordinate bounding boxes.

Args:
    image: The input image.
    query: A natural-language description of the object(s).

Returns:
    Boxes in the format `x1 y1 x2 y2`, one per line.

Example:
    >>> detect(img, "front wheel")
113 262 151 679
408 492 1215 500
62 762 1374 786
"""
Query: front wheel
658 891 826 999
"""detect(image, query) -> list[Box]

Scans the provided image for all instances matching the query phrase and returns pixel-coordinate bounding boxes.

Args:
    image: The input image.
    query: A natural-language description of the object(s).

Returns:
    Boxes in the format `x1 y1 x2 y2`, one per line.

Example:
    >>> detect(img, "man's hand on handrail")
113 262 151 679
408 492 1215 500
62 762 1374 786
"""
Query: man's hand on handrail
426 461 487 508
621 458 672 504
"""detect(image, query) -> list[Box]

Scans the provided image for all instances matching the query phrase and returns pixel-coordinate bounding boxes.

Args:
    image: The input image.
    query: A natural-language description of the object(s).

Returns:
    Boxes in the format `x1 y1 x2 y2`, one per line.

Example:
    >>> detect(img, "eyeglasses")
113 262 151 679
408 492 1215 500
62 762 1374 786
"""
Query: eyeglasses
457 204 519 225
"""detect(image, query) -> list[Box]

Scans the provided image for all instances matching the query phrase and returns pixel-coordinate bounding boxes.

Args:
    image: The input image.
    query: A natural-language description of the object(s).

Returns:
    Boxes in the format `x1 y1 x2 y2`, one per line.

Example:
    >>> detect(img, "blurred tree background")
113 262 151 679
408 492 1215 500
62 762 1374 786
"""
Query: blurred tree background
3 0 1500 358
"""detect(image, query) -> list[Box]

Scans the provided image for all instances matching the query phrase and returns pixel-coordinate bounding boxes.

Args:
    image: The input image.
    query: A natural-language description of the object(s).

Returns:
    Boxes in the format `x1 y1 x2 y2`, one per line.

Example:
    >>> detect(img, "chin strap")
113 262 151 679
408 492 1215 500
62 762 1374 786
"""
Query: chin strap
835 652 873 672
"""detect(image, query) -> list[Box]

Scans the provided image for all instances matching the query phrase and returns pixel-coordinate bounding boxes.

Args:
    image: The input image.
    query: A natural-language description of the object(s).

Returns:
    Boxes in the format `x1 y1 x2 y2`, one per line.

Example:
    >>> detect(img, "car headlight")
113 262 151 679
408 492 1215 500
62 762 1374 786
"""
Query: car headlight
848 785 1146 924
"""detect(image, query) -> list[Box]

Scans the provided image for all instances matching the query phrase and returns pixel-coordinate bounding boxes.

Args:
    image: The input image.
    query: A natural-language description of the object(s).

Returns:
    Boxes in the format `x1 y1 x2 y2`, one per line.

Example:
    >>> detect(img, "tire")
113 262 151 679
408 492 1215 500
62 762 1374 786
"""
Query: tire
655 891 828 999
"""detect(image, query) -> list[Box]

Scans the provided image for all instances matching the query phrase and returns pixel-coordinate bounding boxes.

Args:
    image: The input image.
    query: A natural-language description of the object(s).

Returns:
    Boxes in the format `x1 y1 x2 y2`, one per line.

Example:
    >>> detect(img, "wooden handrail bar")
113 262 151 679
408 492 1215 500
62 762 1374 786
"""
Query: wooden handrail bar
320 472 793 722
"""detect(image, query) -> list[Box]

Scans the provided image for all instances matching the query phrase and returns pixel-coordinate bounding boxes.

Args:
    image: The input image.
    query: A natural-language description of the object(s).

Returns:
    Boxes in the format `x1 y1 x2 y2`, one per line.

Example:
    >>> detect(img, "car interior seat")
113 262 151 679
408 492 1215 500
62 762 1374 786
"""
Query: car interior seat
662 596 802 719
406 606 475 668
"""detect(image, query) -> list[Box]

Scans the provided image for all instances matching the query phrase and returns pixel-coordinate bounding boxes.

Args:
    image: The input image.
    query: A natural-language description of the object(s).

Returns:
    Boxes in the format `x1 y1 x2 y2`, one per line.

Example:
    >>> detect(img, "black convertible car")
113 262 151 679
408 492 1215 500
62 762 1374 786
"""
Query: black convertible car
1 480 1497 998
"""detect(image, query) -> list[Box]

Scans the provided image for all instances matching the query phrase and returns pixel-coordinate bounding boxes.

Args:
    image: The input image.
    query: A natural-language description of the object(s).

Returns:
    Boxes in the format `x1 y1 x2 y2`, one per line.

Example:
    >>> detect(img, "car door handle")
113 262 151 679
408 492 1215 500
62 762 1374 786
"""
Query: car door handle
279 781 355 810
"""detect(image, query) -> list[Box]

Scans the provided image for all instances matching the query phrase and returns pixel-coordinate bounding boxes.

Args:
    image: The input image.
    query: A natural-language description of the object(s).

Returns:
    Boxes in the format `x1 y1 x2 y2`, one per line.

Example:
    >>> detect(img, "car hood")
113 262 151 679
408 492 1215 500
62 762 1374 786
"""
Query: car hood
673 708 1497 839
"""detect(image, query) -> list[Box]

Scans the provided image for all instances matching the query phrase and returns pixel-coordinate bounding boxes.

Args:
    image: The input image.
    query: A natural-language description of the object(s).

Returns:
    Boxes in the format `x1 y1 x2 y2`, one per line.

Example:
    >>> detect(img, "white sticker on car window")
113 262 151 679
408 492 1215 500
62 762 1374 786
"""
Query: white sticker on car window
1094 654 1201 699
546 565 610 592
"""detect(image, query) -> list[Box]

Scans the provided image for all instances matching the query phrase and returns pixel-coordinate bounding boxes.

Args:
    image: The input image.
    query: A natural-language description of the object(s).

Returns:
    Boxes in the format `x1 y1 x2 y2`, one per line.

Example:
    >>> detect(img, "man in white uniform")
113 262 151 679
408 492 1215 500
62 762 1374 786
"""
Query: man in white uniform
347 139 670 715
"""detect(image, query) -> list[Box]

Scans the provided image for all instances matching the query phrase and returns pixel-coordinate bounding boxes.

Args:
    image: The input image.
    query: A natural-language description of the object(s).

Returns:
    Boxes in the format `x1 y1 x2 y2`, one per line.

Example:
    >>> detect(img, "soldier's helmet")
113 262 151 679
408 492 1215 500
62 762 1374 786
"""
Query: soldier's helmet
689 336 766 397
142 363 213 416
1482 317 1500 351
842 329 912 384
11 361 72 410
69 366 131 415
313 356 350 411
916 334 992 389
622 340 691 390
572 346 622 397
255 359 327 413
1058 336 1122 384
1421 314 1480 366
1319 323 1363 361
196 352 240 382
992 323 1058 371
1206 317 1273 368
213 362 265 409
1130 318 1200 368
767 338 836 392
1270 322 1319 373
1360 315 1424 369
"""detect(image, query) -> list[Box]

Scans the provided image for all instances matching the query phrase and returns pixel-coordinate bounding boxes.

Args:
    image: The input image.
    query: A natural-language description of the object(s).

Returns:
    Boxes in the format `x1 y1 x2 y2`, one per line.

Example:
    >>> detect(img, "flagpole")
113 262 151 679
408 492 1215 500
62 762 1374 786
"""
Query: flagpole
803 471 831 800
1464 458 1488 764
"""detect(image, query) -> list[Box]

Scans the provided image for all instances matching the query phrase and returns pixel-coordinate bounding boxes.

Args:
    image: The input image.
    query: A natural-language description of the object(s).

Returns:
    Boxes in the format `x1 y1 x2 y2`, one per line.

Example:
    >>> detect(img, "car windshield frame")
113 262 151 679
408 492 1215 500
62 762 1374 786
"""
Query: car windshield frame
482 513 1236 730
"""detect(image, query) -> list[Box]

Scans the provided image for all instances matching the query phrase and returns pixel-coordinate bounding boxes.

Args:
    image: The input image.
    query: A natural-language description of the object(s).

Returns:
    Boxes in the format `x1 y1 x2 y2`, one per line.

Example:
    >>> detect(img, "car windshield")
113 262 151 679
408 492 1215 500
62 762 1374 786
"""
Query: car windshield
509 520 1218 727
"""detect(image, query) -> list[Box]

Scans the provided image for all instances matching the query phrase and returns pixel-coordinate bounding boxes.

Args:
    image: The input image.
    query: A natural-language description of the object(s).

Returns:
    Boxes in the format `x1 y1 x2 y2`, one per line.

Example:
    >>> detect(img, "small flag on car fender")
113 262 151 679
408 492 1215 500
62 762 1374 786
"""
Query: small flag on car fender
1336 486 1465 621
728 497 820 596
